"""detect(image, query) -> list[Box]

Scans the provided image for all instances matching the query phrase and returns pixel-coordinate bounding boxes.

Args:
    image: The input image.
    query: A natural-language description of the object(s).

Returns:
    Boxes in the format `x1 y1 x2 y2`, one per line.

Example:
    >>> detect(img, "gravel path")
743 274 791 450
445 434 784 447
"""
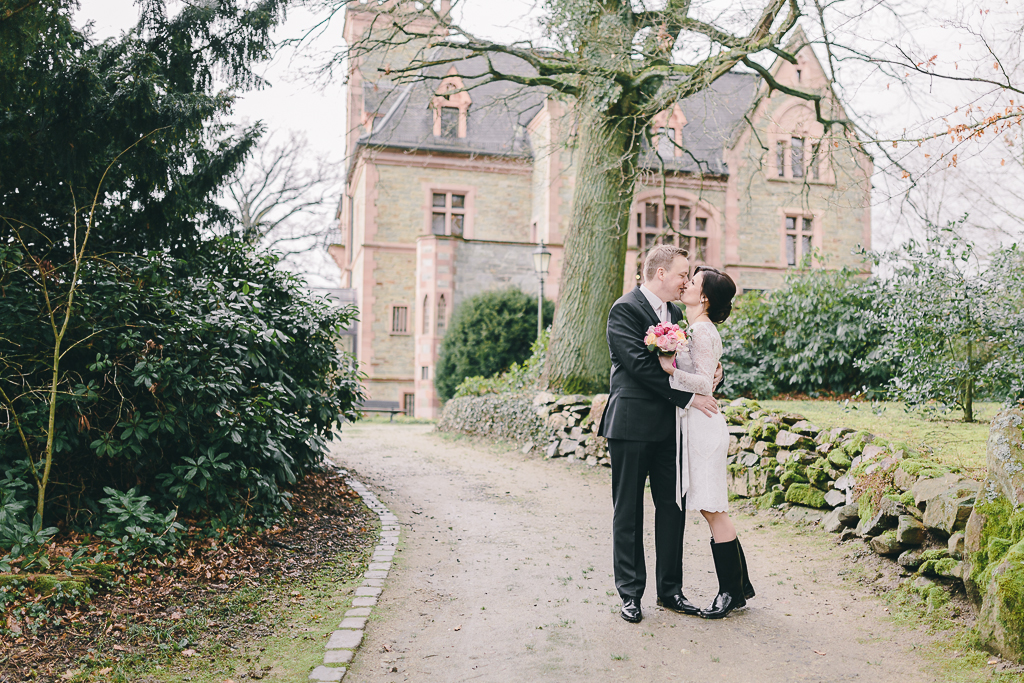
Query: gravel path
329 423 936 683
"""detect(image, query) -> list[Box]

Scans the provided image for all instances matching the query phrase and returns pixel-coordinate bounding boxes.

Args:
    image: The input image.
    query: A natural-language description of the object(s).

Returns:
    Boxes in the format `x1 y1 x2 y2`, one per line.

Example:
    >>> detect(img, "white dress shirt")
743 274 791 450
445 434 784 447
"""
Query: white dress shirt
639 283 668 322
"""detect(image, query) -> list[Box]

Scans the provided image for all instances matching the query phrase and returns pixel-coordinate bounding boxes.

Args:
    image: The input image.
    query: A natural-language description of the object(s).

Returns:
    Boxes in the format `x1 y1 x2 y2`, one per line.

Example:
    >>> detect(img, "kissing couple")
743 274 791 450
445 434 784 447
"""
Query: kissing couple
597 244 754 623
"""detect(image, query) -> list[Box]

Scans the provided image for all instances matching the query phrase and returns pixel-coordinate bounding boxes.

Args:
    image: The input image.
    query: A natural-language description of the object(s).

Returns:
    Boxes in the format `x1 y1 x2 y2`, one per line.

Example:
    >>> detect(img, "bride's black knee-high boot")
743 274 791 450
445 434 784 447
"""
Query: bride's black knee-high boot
737 538 755 599
701 538 746 619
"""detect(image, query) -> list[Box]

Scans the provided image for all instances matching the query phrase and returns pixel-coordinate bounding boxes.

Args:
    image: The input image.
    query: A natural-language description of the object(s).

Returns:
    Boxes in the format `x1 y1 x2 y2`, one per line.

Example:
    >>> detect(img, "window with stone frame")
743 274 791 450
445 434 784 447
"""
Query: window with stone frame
403 393 415 418
775 136 825 180
635 200 708 263
391 305 409 334
439 107 459 138
437 294 447 333
431 192 466 237
785 216 814 266
654 127 678 159
791 137 805 178
422 294 430 334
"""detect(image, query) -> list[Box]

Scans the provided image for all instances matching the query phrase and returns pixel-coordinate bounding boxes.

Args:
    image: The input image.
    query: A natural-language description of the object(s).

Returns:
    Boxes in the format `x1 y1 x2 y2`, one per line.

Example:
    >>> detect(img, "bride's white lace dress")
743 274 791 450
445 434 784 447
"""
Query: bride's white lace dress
670 321 730 512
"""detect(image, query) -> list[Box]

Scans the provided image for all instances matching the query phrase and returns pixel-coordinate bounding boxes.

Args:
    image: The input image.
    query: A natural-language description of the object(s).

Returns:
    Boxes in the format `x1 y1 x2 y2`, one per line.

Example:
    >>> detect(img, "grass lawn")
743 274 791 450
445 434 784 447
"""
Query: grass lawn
760 400 1002 478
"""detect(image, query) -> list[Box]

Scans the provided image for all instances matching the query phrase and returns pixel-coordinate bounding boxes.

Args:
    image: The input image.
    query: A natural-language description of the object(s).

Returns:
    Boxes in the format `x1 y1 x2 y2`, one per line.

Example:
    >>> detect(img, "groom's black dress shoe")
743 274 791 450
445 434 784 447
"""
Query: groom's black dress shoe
657 593 701 616
620 597 642 623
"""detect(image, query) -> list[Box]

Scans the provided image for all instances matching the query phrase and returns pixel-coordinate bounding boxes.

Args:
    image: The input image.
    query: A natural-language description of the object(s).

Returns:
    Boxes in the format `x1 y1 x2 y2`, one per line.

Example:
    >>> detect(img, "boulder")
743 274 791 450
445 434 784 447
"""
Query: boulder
546 413 568 431
727 467 769 498
898 548 927 570
816 442 833 455
896 515 927 546
754 441 779 458
740 451 759 467
870 530 906 556
727 423 748 435
837 503 860 527
790 420 820 436
589 394 609 431
793 450 818 465
823 509 845 533
824 490 847 508
728 436 740 457
827 426 855 443
963 407 1024 662
545 441 561 458
555 394 590 407
948 532 965 560
860 443 887 461
785 483 829 509
569 426 583 441
834 473 855 492
784 506 826 525
558 439 579 456
780 412 805 425
776 431 816 450
761 422 780 442
533 391 558 406
738 435 756 451
893 467 919 492
856 497 909 537
922 488 977 537
912 473 977 509
775 450 791 466
838 528 859 543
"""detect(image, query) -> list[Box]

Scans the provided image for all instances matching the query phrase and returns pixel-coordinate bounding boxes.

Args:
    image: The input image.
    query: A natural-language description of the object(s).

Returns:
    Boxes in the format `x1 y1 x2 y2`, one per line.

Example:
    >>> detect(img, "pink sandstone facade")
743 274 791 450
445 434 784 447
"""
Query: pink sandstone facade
329 5 873 419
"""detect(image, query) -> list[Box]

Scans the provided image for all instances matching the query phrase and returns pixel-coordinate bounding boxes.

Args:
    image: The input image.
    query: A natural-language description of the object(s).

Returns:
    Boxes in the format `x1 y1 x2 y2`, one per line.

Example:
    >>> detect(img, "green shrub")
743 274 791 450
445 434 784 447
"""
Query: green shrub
864 224 1024 421
719 264 892 398
0 239 364 534
435 288 554 401
453 331 549 398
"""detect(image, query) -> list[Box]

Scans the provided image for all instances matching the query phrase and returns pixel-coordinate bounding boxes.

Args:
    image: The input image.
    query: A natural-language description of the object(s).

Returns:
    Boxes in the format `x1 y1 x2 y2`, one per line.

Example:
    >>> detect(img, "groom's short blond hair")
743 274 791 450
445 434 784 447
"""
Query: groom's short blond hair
643 244 689 283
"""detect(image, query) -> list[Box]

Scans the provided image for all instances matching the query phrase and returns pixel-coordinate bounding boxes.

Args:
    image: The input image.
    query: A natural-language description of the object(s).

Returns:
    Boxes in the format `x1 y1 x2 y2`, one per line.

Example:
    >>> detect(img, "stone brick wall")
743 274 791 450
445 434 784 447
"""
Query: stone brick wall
369 248 416 380
373 163 533 244
453 241 543 309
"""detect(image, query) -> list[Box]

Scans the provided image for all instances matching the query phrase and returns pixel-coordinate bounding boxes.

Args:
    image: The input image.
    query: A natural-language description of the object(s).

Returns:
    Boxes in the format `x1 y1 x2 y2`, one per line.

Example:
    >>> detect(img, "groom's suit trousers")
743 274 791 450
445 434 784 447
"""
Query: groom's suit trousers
609 437 685 601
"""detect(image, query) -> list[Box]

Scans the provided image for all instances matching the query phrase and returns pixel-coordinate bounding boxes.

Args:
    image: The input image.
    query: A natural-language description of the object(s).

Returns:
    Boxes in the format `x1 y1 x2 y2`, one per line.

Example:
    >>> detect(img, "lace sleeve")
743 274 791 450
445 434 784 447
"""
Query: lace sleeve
668 324 719 395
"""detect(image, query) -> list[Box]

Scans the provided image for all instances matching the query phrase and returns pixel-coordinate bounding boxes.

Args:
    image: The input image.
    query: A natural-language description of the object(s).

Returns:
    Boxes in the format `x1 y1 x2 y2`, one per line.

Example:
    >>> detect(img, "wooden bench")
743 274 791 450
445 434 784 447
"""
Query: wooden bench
357 400 405 421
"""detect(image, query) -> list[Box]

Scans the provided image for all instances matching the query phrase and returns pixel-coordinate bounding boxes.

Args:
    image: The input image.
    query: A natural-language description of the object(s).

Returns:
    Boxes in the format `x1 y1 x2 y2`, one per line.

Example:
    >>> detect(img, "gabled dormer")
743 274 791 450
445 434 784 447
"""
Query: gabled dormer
431 66 472 139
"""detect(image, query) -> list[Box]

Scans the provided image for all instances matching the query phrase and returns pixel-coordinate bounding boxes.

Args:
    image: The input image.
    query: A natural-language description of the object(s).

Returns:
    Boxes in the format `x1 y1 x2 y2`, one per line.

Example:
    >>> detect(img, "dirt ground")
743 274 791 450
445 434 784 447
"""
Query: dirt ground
330 423 939 683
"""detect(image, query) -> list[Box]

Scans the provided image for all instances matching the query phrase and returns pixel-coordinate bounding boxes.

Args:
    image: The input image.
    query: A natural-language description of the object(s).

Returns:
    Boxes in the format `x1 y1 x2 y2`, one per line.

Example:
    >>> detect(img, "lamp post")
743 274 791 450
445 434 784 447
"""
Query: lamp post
532 241 552 340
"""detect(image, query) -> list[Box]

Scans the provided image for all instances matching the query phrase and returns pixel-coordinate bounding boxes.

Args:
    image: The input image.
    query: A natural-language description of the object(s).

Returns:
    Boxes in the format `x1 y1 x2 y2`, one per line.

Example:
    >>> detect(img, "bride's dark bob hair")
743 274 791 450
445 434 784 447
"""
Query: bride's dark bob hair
693 266 737 324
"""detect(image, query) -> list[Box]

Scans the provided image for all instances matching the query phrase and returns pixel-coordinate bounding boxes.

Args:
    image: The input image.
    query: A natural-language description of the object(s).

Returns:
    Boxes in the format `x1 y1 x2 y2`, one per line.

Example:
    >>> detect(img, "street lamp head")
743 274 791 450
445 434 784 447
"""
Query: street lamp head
532 241 552 276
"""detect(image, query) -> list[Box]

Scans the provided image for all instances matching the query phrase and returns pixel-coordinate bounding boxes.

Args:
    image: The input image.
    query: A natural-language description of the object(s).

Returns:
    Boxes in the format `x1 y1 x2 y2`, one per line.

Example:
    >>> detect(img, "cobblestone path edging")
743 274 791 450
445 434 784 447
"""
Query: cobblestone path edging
308 475 398 682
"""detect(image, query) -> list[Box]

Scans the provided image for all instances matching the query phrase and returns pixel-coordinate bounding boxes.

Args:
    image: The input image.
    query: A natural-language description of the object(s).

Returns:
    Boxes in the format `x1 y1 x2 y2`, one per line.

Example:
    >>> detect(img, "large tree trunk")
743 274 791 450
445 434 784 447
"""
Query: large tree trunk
544 100 642 394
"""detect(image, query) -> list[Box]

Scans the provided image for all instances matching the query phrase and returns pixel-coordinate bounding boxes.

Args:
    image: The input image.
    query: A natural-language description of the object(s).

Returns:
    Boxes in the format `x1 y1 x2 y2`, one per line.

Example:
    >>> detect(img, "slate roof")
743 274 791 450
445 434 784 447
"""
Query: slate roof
358 50 760 176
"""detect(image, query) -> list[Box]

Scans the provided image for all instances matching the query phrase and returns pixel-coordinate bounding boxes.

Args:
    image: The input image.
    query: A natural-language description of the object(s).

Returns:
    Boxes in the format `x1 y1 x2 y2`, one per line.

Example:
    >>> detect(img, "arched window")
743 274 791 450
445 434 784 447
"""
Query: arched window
437 295 447 333
422 295 430 334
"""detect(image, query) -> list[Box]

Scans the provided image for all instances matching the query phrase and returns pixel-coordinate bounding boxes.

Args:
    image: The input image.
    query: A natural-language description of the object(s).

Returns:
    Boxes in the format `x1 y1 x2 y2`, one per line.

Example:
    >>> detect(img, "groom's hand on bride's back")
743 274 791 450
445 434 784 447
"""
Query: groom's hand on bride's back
690 394 719 417
713 363 723 389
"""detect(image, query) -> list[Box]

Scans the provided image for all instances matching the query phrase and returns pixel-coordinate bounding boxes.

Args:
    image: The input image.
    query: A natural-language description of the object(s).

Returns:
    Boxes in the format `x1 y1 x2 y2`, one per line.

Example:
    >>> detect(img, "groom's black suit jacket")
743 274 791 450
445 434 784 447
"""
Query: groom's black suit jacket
598 286 694 443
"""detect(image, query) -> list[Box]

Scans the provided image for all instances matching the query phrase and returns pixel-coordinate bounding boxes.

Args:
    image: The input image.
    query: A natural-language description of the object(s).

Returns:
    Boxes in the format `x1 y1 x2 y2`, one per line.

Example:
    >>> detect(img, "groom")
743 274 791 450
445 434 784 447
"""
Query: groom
598 244 722 623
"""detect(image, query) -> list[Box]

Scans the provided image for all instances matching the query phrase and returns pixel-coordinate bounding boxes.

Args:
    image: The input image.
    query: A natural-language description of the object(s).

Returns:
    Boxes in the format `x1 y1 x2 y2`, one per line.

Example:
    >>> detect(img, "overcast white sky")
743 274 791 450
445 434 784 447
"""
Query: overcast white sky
76 0 1023 284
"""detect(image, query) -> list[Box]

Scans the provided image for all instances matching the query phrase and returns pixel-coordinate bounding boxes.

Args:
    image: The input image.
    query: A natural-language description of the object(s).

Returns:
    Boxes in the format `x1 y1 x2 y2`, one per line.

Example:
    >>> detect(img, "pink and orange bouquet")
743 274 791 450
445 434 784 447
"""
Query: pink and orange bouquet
644 322 688 356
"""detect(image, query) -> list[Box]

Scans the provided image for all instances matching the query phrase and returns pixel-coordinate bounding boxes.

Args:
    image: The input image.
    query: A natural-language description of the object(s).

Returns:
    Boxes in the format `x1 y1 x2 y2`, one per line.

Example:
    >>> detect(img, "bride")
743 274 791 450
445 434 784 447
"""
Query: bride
657 265 754 619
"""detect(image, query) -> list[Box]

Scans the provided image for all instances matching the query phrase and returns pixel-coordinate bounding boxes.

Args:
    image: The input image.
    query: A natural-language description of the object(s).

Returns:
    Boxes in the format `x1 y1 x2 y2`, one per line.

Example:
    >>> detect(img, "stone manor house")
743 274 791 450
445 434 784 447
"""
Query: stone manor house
329 3 873 419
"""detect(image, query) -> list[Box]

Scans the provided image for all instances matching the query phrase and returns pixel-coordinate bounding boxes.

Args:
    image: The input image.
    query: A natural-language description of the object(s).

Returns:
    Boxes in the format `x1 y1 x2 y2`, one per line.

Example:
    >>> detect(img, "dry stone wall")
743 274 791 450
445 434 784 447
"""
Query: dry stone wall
439 392 1024 659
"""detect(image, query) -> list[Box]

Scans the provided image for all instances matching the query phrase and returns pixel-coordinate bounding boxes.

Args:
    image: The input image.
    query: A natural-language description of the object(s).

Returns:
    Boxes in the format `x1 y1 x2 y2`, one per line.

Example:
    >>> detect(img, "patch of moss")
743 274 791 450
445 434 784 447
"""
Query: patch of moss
926 586 950 612
858 487 878 521
898 490 916 507
727 463 745 475
785 483 828 509
32 576 89 595
780 470 808 489
810 456 829 470
845 431 874 456
827 450 852 470
920 548 951 562
755 490 786 509
761 422 779 442
990 540 1024 656
745 419 765 440
806 467 831 491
